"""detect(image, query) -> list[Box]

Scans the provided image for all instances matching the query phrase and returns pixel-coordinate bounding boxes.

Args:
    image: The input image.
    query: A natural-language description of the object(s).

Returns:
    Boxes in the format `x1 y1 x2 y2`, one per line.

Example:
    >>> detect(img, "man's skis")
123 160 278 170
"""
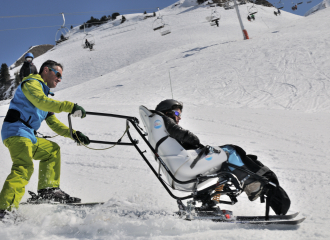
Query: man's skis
21 200 104 208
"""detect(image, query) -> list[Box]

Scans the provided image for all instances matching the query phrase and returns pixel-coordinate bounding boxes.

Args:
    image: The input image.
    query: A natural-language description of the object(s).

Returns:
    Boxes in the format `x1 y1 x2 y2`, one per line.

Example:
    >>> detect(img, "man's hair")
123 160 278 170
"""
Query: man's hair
39 60 63 75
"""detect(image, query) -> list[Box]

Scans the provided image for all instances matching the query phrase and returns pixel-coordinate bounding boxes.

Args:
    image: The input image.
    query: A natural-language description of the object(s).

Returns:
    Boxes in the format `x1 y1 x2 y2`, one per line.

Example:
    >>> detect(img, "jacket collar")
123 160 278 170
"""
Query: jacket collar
22 74 47 85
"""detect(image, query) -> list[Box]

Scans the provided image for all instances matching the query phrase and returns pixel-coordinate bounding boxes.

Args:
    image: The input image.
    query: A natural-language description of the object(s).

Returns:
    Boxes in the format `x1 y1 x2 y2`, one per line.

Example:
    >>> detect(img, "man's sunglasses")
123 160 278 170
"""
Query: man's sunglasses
172 110 181 117
48 67 62 79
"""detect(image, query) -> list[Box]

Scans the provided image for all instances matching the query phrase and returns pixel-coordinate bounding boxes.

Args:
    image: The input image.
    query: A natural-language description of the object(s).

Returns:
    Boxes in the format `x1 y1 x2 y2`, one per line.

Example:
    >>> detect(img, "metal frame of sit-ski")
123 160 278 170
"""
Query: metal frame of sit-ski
68 111 273 221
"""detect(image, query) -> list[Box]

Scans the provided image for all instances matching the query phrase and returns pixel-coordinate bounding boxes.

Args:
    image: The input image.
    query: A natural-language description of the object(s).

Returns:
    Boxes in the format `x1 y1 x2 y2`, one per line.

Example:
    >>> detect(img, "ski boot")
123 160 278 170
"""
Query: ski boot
244 181 265 201
35 188 81 204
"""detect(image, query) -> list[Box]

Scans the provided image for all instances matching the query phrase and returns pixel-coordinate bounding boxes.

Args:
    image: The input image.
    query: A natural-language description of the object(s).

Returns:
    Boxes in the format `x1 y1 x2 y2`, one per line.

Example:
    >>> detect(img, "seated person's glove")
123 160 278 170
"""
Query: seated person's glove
71 104 86 118
73 131 90 145
206 145 221 154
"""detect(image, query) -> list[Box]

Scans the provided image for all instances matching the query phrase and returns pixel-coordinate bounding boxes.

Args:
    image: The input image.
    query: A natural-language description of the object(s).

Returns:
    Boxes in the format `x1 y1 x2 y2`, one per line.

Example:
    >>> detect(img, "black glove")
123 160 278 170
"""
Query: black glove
73 131 90 145
71 104 86 118
206 145 221 154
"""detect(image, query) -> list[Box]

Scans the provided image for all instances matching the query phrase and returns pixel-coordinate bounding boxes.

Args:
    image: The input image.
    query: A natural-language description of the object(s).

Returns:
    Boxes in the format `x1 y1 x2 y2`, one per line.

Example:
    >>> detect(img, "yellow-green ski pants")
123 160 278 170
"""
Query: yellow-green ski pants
0 136 61 211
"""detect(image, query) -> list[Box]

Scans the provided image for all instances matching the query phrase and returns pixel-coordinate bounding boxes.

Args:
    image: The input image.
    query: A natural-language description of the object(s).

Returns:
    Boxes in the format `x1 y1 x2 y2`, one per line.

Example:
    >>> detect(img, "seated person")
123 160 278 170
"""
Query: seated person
85 39 90 48
154 99 281 202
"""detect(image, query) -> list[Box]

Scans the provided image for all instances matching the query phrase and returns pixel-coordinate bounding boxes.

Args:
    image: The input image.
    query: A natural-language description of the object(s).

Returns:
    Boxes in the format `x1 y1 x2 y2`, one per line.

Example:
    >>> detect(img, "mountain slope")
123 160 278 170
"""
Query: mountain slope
10 3 302 92
305 0 330 16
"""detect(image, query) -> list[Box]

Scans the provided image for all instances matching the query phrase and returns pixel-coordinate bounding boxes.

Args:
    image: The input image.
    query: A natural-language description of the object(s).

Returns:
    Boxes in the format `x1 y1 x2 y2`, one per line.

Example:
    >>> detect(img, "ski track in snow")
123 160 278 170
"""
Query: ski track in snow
1 2 330 239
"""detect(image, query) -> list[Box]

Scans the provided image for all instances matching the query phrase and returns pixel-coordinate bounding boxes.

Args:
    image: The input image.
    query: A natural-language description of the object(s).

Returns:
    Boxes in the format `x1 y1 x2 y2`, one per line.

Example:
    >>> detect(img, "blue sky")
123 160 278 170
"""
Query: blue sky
0 0 323 70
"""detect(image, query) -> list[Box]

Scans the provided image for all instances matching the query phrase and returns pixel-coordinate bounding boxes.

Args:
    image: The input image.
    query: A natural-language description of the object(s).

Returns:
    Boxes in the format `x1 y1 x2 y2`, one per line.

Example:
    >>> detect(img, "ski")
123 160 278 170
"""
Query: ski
235 212 300 221
62 202 104 207
20 201 104 207
178 213 305 225
231 217 306 225
20 190 105 207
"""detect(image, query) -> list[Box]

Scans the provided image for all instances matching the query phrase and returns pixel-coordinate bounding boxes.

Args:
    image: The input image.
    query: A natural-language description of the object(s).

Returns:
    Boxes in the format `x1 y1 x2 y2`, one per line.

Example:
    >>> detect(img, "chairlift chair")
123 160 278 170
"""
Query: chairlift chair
81 23 96 50
82 34 95 50
223 1 235 10
55 13 70 45
209 9 221 27
152 8 171 36
274 1 285 9
291 1 303 11
153 17 165 31
247 5 258 15
239 0 247 5
160 24 171 36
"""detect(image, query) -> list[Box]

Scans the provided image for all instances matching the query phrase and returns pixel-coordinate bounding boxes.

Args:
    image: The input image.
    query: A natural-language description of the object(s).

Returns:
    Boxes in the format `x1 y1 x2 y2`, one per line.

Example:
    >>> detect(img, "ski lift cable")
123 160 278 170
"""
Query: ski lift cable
0 25 65 32
0 18 136 32
0 8 160 19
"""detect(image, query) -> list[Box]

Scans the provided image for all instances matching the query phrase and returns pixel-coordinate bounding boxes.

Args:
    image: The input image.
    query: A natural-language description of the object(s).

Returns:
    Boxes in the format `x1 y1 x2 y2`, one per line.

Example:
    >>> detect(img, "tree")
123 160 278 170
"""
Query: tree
14 70 21 87
86 16 101 27
112 12 120 20
100 15 108 23
121 15 126 24
0 63 10 85
144 11 147 14
0 63 10 100
197 0 207 4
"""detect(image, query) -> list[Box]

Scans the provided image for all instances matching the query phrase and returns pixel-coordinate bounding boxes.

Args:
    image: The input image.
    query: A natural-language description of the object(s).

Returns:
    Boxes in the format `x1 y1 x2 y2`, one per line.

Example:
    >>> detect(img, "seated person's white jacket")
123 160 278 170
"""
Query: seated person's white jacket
139 106 227 191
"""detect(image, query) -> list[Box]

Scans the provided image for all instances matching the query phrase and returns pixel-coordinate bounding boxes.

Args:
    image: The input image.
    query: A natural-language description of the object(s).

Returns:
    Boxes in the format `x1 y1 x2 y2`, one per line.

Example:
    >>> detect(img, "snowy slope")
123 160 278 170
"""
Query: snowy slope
305 0 330 16
1 3 330 240
10 3 302 92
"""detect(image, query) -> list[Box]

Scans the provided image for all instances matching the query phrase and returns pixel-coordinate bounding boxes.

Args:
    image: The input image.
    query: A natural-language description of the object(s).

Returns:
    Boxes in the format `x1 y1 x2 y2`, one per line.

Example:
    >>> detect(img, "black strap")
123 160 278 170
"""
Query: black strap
4 109 34 129
154 136 169 157
19 117 33 129
255 166 270 176
190 146 221 169
260 194 265 203
190 147 209 169
265 196 270 220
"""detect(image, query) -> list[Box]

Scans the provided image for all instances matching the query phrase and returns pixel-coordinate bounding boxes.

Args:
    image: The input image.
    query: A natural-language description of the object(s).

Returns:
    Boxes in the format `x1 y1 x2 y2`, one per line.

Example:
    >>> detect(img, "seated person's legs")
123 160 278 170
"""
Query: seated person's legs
220 145 264 201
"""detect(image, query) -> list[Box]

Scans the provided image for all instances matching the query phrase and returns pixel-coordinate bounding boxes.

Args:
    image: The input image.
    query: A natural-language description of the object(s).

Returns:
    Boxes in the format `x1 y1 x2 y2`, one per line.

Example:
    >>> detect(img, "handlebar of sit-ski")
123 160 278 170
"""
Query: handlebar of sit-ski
68 112 139 146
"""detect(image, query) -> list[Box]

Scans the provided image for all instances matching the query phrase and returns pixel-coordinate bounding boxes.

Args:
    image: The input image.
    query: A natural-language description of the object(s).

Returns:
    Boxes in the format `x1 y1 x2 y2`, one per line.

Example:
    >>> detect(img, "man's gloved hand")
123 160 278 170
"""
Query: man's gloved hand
73 131 90 145
71 104 86 118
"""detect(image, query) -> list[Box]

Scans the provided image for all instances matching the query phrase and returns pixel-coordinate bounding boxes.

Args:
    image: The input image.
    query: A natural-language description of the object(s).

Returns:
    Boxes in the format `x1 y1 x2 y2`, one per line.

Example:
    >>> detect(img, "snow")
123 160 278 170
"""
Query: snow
305 0 330 16
1 2 330 239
